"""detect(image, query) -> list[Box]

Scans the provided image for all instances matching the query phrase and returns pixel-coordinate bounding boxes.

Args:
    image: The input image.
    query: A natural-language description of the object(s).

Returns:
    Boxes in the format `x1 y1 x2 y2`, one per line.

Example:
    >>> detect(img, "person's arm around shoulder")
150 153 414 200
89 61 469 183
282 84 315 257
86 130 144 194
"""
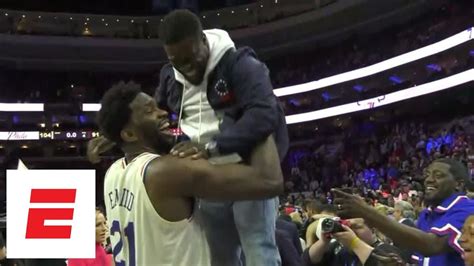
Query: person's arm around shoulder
146 135 283 201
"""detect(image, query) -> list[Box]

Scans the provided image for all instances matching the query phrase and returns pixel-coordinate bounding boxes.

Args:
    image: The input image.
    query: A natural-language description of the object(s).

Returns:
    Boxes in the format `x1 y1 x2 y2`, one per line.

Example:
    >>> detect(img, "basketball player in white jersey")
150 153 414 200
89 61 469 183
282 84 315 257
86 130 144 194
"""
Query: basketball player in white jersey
96 81 283 266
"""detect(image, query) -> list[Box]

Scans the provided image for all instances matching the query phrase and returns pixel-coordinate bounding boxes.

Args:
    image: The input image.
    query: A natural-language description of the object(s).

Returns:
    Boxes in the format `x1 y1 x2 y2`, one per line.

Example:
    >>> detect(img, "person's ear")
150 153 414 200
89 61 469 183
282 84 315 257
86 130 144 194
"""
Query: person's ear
201 33 209 48
120 127 138 143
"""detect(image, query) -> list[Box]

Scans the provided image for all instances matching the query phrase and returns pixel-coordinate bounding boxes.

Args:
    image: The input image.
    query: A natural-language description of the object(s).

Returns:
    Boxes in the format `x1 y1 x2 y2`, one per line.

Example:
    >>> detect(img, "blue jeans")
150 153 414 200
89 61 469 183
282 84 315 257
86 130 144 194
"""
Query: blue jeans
198 198 281 266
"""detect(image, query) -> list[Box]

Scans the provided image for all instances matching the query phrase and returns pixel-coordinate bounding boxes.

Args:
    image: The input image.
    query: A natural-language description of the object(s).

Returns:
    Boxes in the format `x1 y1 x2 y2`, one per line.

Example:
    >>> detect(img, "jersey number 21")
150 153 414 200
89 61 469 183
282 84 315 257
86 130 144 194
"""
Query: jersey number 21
111 220 136 266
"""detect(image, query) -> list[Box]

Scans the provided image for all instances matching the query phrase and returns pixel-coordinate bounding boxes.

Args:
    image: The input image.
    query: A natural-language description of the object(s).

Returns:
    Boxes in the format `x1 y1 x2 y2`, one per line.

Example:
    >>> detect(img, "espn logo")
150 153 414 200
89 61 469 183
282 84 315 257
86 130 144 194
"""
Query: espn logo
26 189 76 239
7 170 95 258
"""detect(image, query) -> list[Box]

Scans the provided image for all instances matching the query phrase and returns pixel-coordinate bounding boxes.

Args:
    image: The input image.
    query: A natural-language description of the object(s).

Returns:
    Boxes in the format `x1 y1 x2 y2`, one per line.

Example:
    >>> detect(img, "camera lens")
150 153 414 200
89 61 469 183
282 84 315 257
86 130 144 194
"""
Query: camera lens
321 218 335 233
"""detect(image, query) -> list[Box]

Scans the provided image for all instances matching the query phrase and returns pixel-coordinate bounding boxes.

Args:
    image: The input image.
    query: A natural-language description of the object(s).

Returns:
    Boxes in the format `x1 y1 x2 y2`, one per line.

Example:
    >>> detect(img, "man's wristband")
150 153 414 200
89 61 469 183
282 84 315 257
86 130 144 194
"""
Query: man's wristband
350 237 360 250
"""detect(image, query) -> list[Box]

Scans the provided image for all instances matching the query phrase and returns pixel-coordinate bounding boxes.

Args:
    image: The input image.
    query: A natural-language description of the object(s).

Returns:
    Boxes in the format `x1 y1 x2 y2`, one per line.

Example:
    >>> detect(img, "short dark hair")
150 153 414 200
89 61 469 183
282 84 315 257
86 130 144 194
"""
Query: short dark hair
304 199 322 213
159 9 203 45
96 206 105 216
320 204 337 215
97 81 141 144
434 158 469 182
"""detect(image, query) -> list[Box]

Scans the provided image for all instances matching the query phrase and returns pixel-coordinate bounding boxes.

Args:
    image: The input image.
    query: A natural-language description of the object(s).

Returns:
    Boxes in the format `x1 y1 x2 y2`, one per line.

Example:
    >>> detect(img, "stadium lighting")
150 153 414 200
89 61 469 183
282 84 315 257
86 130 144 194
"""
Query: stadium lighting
274 27 474 97
2 28 473 122
82 104 101 112
81 69 474 122
285 69 474 124
0 104 44 112
0 68 474 127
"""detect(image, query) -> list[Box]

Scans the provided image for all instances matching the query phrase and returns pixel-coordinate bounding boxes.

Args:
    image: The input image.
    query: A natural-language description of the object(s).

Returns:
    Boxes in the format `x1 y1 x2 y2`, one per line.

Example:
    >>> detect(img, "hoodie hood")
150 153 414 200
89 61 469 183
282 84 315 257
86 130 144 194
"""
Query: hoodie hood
174 29 235 144
173 29 235 85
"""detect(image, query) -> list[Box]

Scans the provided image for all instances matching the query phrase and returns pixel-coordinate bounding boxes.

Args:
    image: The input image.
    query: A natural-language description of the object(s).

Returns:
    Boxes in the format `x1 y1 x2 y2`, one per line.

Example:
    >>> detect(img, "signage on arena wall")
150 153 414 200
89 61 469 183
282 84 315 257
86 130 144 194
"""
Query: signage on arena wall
0 131 40 140
6 170 95 258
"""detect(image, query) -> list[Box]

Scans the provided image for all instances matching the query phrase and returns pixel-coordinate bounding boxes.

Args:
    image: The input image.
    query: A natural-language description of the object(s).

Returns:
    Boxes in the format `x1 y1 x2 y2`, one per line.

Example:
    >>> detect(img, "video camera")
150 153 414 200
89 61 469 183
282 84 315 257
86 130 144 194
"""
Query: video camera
320 217 350 234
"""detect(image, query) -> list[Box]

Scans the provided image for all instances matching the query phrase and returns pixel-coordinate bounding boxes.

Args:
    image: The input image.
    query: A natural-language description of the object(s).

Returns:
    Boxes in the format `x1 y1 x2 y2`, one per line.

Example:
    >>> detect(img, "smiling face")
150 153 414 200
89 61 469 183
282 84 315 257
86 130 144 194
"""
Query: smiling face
164 35 209 85
121 93 175 154
460 216 474 265
423 162 459 207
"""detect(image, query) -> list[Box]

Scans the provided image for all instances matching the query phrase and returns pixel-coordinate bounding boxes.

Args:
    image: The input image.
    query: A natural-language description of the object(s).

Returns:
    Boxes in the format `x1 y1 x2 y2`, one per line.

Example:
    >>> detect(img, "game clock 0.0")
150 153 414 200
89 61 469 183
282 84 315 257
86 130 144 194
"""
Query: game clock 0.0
39 131 100 140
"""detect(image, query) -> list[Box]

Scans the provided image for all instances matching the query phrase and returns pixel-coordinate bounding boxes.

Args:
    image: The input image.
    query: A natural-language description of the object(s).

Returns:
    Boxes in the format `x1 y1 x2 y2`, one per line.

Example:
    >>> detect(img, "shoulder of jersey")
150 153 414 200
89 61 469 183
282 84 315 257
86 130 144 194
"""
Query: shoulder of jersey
112 157 126 168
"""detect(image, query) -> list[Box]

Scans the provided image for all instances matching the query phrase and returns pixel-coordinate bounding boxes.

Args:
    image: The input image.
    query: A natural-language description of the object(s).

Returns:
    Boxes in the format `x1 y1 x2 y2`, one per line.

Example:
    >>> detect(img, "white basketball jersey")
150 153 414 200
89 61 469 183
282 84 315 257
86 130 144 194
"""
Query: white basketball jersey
104 152 211 266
